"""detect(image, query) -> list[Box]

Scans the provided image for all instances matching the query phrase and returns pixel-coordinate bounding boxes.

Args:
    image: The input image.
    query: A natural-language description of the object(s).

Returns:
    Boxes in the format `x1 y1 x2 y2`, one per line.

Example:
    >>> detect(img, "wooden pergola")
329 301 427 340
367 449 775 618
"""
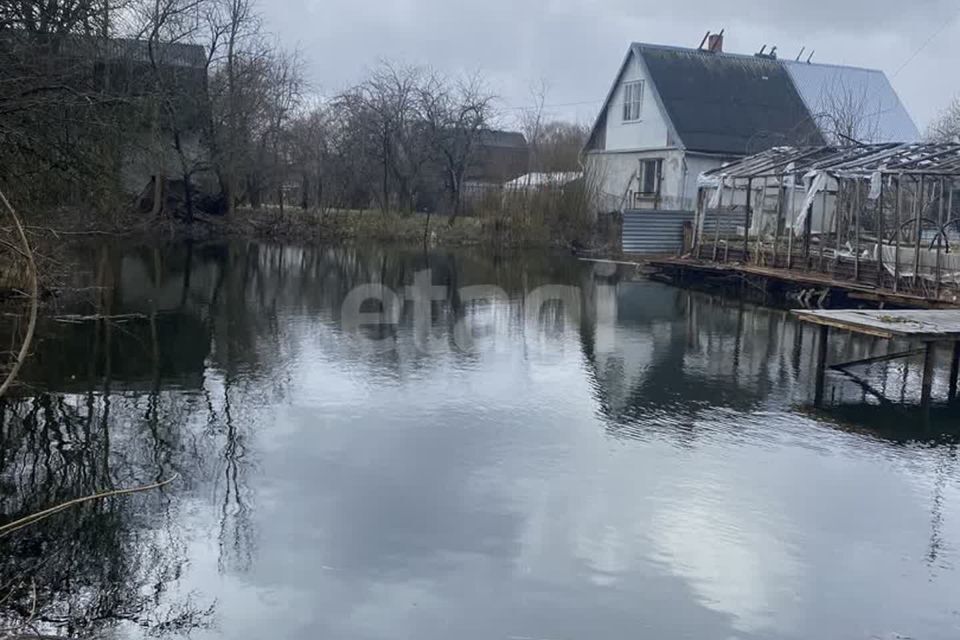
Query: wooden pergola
794 309 960 411
693 143 960 302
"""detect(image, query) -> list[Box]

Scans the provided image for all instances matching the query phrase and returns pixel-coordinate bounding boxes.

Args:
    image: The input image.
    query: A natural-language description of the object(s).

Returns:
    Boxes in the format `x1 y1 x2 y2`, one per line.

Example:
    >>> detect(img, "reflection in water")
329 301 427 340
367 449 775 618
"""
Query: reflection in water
0 242 958 639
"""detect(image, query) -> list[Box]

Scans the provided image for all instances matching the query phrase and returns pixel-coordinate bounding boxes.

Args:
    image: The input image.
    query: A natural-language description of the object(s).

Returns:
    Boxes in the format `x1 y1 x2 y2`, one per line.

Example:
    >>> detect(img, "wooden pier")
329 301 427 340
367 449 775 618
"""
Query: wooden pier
646 257 960 309
794 309 960 409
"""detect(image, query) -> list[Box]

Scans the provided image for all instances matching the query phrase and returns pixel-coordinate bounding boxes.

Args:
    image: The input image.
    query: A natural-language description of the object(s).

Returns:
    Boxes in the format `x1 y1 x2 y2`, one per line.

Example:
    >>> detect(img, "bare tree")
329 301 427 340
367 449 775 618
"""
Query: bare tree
337 62 438 214
205 0 264 213
811 75 883 145
132 0 212 221
0 0 114 35
519 79 548 177
526 120 588 172
418 71 496 218
927 96 960 143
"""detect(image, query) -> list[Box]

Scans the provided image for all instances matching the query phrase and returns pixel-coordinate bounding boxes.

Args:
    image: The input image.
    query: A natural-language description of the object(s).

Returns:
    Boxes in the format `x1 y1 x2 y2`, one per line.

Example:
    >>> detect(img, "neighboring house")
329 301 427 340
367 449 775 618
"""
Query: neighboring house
459 129 529 207
585 34 918 215
95 38 212 194
467 129 530 184
0 32 211 195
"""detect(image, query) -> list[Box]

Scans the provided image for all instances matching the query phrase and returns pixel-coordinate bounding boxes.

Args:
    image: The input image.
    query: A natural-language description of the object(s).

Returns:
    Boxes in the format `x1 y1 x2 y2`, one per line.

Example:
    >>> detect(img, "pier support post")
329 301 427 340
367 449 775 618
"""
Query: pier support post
949 341 960 402
814 325 829 407
921 342 936 410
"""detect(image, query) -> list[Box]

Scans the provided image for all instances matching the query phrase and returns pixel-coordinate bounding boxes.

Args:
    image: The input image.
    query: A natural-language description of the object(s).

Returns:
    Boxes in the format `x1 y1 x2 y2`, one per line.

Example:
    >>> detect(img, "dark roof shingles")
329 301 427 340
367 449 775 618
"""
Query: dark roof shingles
635 44 825 155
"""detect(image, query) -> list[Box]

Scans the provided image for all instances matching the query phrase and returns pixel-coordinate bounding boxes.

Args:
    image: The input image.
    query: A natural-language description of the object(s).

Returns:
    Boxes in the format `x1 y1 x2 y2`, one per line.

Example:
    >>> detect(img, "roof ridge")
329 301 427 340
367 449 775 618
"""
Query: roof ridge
781 58 886 75
632 42 779 64
633 41 887 75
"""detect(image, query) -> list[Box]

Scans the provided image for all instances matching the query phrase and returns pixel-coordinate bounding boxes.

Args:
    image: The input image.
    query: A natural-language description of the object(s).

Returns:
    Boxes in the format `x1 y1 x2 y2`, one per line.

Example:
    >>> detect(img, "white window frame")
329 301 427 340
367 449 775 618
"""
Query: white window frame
622 80 644 122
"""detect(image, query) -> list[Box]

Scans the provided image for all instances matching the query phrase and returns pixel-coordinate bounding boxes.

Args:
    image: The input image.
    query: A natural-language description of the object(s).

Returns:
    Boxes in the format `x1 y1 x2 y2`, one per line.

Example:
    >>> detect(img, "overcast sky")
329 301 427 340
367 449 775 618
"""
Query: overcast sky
262 0 960 132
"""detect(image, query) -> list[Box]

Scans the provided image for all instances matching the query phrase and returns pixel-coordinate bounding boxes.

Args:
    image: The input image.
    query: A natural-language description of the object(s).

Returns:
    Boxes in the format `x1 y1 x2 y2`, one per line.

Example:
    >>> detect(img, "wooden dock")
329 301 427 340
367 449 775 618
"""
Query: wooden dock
646 257 960 309
794 309 960 409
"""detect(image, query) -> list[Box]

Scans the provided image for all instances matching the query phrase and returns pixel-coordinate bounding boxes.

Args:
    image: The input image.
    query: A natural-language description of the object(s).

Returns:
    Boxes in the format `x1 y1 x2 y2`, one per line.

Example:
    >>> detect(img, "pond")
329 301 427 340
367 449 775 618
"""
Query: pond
1 242 959 639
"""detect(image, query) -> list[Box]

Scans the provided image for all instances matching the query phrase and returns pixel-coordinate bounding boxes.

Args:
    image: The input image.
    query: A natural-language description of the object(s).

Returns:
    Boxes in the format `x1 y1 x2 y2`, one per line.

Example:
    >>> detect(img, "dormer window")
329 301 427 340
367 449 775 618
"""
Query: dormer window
622 80 644 122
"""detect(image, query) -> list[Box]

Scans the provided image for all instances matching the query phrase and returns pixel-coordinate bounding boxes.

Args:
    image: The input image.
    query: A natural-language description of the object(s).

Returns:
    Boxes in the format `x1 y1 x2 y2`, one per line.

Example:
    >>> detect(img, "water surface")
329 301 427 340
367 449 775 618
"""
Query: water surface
2 242 959 640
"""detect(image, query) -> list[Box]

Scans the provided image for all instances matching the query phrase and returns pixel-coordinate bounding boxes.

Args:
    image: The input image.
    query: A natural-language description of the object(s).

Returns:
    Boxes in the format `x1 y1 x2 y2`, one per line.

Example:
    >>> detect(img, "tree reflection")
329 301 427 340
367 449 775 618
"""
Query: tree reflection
0 393 214 638
0 238 602 637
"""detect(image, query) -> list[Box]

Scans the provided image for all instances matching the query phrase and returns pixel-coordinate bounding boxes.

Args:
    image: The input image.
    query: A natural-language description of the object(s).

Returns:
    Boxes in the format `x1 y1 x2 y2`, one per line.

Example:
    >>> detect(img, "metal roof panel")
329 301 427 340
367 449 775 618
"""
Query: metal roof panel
782 60 920 144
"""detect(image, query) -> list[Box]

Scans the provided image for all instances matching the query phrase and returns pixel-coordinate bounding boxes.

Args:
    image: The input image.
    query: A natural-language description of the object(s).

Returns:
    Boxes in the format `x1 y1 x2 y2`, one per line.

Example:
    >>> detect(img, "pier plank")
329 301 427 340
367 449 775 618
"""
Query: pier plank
794 309 960 341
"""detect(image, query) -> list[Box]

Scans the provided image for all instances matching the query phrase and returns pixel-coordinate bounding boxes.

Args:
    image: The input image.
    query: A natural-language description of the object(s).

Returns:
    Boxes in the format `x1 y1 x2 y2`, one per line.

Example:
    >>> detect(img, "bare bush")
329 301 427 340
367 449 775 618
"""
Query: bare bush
927 96 960 143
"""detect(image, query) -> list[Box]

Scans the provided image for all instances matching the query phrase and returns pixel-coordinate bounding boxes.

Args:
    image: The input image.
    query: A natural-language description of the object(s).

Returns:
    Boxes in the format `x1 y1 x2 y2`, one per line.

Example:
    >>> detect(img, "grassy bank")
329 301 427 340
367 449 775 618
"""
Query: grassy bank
224 208 489 246
221 200 600 251
0 186 611 297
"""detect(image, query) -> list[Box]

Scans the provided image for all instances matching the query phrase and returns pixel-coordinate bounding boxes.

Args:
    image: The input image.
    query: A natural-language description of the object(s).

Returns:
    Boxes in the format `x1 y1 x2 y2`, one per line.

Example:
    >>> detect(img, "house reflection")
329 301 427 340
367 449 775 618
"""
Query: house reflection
580 269 960 446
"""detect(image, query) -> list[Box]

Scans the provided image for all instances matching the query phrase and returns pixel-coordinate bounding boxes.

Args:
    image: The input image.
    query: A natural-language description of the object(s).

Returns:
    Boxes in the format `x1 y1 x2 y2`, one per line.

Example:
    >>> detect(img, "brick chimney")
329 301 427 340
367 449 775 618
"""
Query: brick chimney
707 30 724 53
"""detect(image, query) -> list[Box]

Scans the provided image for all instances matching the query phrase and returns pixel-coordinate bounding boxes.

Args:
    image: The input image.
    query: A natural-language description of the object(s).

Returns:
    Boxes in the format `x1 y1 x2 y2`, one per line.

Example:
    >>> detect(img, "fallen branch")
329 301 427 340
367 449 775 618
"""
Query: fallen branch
0 475 179 539
53 313 148 324
0 187 38 399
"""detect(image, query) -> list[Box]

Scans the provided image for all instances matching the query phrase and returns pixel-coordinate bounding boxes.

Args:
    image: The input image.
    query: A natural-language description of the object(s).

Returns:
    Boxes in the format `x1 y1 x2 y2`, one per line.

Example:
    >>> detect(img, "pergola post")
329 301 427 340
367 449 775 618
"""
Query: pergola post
912 176 924 290
853 182 861 282
772 180 785 267
694 188 706 259
786 174 796 270
876 176 885 287
713 179 725 262
936 178 945 298
894 176 902 292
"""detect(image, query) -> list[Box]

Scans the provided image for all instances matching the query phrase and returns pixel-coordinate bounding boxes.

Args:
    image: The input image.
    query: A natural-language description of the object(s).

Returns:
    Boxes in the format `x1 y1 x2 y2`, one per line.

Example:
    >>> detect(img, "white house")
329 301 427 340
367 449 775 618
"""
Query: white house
585 35 919 218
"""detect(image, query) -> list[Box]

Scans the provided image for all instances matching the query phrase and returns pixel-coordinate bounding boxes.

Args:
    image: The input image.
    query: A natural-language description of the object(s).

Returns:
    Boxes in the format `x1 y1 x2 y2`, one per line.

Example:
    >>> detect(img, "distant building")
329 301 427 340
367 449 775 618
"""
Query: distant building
459 129 530 208
467 130 529 184
584 34 918 216
92 37 212 193
0 32 212 195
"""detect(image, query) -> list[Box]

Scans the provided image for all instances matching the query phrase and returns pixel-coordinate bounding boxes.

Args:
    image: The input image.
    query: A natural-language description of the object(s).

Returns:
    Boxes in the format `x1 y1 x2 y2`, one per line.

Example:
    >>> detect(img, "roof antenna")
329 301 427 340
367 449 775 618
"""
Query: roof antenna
806 50 815 64
698 31 710 50
796 46 806 62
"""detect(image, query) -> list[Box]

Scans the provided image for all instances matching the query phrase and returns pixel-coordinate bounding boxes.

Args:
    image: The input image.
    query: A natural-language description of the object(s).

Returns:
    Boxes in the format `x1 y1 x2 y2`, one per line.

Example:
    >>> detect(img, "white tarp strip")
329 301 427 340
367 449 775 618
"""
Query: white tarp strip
708 176 726 209
698 174 721 189
793 171 826 235
868 171 882 201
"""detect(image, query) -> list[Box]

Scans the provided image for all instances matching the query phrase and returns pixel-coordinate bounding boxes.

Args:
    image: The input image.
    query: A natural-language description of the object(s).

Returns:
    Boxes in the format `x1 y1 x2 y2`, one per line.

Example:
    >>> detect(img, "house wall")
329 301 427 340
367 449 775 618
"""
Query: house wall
587 49 739 214
588 150 730 213
603 52 672 151
680 156 728 204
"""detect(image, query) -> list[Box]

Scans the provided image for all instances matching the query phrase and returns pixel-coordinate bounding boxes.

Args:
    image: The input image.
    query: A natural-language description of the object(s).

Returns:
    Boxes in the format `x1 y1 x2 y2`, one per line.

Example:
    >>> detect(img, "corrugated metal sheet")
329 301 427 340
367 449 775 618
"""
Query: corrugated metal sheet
700 208 743 237
622 209 694 254
782 60 919 143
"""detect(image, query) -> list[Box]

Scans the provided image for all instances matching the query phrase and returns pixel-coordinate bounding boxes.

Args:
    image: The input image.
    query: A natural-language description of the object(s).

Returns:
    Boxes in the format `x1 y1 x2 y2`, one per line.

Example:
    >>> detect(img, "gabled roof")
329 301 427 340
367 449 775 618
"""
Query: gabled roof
478 129 527 149
586 42 837 156
781 60 919 143
636 44 825 154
